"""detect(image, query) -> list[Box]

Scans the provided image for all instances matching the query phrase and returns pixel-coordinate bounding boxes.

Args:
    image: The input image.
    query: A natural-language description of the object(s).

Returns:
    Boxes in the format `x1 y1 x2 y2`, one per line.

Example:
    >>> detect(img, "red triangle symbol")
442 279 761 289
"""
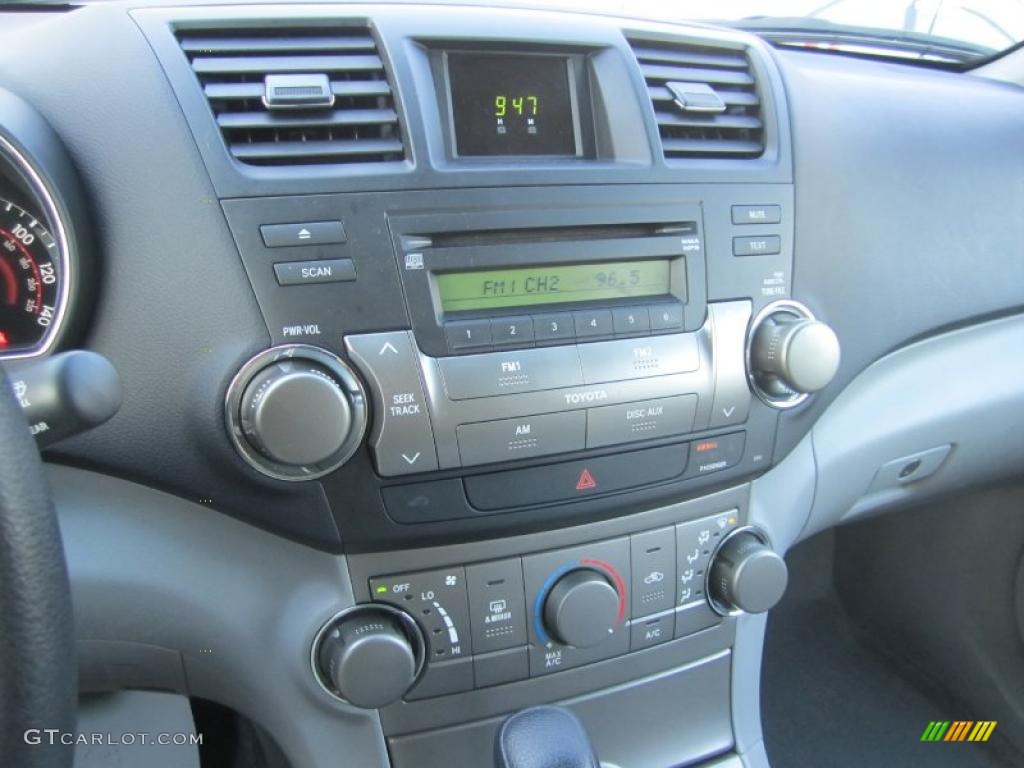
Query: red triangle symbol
575 468 597 491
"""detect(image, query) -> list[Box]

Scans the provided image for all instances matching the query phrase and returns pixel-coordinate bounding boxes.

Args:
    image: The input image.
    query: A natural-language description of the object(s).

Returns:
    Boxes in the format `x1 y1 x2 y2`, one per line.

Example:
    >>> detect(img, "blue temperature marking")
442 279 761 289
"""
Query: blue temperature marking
533 561 578 645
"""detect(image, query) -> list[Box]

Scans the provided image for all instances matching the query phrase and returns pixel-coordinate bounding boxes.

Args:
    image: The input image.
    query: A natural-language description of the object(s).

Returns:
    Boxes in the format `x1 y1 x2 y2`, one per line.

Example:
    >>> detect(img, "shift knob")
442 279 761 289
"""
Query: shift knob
495 706 600 768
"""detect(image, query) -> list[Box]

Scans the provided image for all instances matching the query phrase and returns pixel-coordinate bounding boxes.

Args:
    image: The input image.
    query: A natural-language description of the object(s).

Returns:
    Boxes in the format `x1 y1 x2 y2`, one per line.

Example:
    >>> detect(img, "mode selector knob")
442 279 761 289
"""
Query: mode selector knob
226 345 368 481
543 568 621 648
708 530 788 615
748 301 840 408
315 606 425 709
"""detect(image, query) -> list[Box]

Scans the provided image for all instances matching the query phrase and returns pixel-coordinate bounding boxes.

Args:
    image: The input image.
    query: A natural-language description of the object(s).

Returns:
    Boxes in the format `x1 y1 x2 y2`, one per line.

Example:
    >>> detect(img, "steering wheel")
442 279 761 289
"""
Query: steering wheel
0 365 76 767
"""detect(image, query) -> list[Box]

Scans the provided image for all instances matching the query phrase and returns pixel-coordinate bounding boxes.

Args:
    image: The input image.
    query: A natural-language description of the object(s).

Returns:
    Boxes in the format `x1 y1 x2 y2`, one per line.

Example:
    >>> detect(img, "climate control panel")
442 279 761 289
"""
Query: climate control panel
315 508 788 705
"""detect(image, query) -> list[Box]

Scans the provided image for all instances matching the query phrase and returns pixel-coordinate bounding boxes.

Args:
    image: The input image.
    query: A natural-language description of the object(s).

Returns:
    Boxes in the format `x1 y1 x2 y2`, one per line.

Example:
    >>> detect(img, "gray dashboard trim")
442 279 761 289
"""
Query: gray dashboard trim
49 465 388 768
801 311 1024 540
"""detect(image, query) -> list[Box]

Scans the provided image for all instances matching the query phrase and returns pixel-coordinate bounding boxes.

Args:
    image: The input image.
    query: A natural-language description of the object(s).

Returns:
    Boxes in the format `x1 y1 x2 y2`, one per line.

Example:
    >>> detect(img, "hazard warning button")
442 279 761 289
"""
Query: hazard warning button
463 443 690 511
576 468 598 491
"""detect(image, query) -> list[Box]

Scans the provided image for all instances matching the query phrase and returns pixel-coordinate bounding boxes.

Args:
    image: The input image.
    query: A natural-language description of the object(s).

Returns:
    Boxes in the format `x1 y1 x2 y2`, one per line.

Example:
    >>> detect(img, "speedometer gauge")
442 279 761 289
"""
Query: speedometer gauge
0 199 61 353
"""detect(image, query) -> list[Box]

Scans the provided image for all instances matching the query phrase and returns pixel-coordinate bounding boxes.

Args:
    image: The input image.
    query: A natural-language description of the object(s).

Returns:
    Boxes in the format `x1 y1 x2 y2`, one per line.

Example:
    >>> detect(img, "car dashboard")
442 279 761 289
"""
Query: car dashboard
1 2 1023 767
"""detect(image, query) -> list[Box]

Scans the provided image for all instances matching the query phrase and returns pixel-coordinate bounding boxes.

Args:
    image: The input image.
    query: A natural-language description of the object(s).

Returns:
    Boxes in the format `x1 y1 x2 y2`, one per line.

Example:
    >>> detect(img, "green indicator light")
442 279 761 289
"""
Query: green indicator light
375 585 388 594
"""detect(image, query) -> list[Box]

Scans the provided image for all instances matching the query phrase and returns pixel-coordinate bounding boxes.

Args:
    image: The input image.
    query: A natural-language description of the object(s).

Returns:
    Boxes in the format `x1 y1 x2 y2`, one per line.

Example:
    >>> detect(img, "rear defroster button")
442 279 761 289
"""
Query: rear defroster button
685 432 745 477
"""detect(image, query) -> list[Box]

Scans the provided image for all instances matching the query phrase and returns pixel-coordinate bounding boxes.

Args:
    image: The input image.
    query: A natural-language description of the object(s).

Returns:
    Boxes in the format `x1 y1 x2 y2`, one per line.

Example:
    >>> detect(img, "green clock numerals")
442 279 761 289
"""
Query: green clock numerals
494 95 539 117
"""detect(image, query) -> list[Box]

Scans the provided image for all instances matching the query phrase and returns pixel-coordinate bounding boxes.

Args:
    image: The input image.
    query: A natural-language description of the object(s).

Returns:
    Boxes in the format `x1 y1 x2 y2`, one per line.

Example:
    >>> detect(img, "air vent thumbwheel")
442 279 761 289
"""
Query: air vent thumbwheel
746 300 840 409
225 344 367 481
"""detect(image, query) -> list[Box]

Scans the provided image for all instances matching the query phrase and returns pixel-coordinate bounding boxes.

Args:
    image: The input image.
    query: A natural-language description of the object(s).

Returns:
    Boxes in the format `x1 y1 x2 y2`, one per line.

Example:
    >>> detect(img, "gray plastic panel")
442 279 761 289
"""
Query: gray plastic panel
48 465 389 768
800 313 1024 540
388 651 734 768
74 692 199 768
775 48 1024 458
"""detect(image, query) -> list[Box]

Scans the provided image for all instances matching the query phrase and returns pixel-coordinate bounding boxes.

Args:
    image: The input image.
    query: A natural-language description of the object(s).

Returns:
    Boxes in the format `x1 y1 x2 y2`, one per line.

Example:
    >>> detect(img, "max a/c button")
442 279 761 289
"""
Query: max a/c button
685 432 745 477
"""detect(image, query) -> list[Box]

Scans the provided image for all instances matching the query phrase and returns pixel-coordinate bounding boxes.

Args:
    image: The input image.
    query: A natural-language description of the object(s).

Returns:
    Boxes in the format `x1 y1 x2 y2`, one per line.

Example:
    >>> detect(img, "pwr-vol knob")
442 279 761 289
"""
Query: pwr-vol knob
747 300 840 408
225 345 367 481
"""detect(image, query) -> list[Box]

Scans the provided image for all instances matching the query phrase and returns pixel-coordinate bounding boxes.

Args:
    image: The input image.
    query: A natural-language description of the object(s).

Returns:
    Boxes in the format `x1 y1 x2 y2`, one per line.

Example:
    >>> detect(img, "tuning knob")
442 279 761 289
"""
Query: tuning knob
748 301 840 407
226 345 367 481
708 530 788 615
543 568 622 648
315 606 424 709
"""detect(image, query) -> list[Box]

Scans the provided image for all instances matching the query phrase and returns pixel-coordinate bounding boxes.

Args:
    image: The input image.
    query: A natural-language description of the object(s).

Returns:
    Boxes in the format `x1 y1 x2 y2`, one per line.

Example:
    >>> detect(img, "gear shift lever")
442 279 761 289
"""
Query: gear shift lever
494 706 600 768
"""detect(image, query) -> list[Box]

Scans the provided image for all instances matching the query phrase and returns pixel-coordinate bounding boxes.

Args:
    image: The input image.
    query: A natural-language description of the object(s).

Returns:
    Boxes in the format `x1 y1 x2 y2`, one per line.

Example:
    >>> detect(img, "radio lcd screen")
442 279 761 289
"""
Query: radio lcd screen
447 52 577 157
435 260 672 313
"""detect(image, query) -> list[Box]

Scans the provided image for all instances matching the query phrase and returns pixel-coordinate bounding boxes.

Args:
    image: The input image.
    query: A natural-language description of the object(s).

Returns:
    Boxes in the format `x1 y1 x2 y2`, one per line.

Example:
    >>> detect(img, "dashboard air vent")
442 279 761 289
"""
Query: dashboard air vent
176 26 405 167
628 38 764 159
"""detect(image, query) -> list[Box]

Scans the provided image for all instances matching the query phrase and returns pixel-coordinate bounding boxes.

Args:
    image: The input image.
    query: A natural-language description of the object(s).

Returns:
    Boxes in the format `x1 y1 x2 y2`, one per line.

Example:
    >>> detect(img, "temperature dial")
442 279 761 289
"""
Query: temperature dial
543 568 621 648
226 345 367 481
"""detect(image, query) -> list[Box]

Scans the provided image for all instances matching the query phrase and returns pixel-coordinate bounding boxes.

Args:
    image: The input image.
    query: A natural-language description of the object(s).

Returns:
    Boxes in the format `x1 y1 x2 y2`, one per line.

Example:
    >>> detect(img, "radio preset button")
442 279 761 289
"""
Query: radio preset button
490 316 535 347
573 309 614 339
586 394 697 449
446 319 492 352
577 334 699 384
611 306 651 335
649 303 684 332
345 331 439 477
532 313 575 344
438 346 583 400
456 411 585 467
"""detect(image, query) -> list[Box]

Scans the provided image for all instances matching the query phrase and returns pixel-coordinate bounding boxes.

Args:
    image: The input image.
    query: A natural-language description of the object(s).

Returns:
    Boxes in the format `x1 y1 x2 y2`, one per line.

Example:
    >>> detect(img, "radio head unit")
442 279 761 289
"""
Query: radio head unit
392 210 706 359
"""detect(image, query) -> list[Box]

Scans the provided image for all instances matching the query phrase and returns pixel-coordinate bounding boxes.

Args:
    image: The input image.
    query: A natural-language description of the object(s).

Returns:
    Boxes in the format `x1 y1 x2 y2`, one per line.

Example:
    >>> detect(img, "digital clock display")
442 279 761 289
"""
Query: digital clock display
435 260 673 312
447 52 577 157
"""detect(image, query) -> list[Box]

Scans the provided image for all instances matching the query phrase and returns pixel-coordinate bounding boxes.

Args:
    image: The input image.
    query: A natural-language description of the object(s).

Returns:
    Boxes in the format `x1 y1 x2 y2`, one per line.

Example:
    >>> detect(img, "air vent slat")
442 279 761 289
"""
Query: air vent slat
639 63 754 87
177 25 406 167
629 37 765 160
230 137 404 161
661 137 764 155
180 35 376 54
217 107 398 130
204 80 394 102
191 53 383 76
628 45 748 69
654 111 762 131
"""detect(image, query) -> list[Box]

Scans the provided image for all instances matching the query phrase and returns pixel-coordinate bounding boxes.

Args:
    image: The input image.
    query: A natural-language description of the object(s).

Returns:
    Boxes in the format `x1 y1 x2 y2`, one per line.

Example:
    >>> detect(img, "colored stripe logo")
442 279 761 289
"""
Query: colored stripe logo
921 721 997 742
